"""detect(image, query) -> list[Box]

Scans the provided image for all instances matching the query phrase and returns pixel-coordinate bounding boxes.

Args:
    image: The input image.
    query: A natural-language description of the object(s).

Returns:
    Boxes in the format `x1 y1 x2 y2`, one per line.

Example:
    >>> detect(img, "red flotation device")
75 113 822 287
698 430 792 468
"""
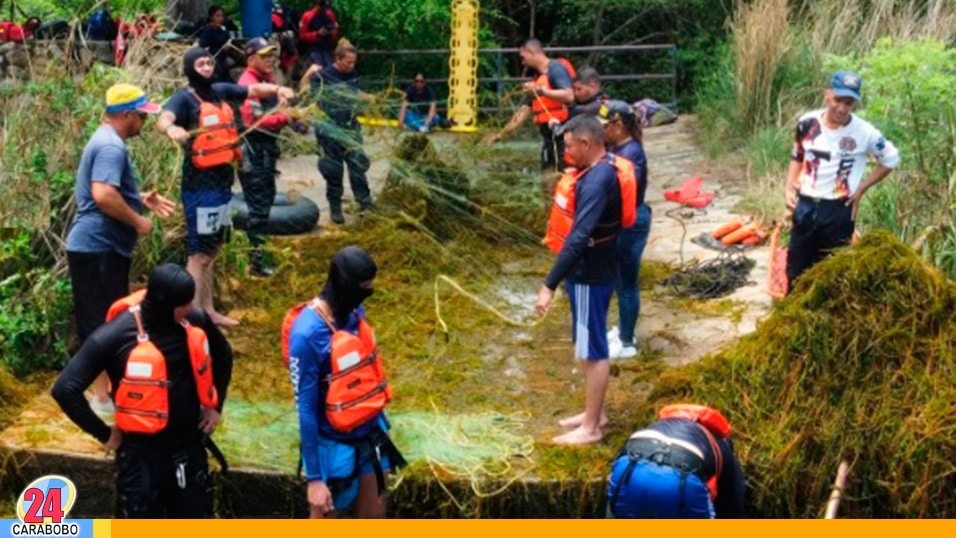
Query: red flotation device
664 176 715 209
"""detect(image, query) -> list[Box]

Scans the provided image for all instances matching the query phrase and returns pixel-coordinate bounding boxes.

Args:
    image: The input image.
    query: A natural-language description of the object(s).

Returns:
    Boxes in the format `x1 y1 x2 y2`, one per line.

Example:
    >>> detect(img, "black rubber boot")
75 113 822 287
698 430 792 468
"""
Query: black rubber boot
330 205 345 225
250 248 275 277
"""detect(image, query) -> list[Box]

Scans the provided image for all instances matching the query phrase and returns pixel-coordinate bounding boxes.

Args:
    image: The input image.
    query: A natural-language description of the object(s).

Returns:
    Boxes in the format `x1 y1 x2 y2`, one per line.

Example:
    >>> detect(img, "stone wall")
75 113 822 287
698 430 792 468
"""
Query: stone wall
0 38 193 90
0 39 115 86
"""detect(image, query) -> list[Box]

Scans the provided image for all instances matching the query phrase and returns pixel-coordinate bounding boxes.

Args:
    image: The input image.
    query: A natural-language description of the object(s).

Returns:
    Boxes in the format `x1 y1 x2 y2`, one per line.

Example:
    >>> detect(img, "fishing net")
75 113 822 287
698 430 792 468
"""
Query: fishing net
2 36 631 517
211 399 536 516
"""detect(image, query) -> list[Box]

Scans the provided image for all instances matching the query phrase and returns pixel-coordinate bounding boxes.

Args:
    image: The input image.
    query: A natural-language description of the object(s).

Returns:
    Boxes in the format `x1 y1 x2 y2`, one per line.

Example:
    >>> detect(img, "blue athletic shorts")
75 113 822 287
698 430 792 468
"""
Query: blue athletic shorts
607 456 715 519
565 280 614 360
311 433 393 512
182 188 233 254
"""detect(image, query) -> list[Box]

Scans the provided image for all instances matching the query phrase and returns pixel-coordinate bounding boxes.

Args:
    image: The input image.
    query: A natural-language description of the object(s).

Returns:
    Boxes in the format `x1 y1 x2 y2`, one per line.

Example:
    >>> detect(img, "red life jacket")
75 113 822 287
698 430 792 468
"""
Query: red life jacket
189 91 242 170
543 154 637 254
663 176 716 208
658 404 731 500
0 21 25 41
106 291 218 434
531 58 575 125
281 300 391 433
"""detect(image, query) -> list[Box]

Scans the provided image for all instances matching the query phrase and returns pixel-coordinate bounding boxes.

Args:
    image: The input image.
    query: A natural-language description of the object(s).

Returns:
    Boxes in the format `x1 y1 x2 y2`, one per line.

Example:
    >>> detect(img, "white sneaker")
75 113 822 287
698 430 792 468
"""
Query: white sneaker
615 344 639 360
611 344 640 360
606 326 620 342
607 338 623 360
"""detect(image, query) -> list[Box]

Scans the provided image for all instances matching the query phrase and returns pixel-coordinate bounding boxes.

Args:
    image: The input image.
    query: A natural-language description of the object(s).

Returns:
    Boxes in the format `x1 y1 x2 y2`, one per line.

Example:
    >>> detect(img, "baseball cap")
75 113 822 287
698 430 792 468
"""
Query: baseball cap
829 71 862 102
597 100 636 125
245 37 277 57
105 83 160 114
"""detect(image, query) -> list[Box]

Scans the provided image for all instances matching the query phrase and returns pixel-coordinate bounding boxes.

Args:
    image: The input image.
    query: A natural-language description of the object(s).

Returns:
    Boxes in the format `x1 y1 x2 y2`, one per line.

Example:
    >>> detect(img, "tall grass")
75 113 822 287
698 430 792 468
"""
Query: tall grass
0 38 197 373
730 0 792 136
710 0 956 144
697 0 956 277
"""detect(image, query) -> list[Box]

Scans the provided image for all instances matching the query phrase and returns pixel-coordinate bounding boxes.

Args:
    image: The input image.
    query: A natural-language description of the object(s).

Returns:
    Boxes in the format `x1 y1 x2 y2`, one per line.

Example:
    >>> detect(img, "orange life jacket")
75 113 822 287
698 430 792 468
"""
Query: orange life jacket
531 58 575 125
189 90 242 170
281 300 391 433
543 154 637 254
658 404 731 500
106 291 218 434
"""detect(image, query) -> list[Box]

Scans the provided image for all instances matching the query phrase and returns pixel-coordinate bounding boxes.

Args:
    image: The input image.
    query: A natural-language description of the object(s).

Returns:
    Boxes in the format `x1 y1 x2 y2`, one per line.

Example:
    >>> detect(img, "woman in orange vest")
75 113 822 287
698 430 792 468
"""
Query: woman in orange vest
485 38 575 171
598 101 651 360
156 47 295 327
286 246 406 518
52 264 234 518
607 404 746 518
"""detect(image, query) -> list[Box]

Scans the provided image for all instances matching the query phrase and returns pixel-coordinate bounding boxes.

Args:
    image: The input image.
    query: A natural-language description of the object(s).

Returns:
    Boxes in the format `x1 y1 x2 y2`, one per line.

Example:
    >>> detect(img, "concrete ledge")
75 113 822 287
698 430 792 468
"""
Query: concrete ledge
4 447 607 518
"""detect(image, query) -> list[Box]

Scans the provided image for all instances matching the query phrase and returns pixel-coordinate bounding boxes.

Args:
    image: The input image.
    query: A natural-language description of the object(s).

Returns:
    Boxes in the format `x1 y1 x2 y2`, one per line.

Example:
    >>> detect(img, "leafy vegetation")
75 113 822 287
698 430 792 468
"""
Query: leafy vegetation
695 0 956 278
0 63 189 374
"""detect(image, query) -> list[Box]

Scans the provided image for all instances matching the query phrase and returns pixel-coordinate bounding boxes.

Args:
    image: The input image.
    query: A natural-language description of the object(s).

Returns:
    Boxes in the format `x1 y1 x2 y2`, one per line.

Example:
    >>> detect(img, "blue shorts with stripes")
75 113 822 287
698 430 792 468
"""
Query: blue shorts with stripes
565 280 614 361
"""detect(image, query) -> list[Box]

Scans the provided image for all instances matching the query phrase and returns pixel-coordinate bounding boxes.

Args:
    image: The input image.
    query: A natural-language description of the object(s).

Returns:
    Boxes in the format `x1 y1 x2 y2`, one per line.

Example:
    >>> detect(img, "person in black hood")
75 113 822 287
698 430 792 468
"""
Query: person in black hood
52 263 234 518
286 246 405 518
320 245 377 326
156 47 296 328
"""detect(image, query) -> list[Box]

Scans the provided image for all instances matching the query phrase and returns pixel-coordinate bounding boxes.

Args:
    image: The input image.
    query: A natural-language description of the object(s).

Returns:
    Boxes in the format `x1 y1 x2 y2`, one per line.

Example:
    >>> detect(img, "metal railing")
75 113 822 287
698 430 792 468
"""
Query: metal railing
357 44 678 117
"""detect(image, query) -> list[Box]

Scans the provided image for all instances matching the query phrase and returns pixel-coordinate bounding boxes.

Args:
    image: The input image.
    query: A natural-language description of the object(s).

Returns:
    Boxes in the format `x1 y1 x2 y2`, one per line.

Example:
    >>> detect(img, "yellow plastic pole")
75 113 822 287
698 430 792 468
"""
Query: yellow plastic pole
447 0 479 133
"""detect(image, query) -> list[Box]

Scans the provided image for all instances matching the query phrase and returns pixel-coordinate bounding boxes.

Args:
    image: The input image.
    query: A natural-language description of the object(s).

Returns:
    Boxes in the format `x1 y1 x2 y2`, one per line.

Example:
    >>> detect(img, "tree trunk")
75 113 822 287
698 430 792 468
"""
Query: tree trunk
529 0 536 38
165 0 212 25
587 4 605 65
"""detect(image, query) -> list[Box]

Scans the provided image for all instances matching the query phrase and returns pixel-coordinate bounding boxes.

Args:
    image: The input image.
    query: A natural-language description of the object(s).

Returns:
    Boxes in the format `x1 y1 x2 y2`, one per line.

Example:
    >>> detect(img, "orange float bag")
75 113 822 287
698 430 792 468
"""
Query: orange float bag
768 224 788 299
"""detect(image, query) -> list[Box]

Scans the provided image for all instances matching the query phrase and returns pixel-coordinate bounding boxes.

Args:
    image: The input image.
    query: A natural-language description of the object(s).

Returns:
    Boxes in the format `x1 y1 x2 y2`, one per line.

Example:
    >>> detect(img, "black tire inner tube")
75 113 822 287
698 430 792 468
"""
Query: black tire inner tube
230 192 320 235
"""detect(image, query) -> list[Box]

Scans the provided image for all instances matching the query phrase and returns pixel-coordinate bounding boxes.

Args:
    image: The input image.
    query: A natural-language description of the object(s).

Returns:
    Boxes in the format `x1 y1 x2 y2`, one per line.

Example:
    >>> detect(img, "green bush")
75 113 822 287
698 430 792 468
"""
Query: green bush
0 66 186 374
697 1 956 279
0 233 73 375
829 38 956 277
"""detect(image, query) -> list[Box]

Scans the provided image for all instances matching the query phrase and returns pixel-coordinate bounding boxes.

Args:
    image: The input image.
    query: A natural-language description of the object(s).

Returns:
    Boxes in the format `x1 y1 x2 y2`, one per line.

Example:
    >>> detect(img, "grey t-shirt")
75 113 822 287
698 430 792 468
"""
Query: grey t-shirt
65 125 142 258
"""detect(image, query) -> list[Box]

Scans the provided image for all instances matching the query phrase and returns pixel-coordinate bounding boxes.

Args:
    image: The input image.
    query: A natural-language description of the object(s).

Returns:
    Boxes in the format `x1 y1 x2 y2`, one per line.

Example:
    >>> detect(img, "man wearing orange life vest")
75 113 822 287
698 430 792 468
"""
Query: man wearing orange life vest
52 264 234 518
606 404 746 518
535 115 632 445
156 46 295 327
286 246 406 518
485 38 574 171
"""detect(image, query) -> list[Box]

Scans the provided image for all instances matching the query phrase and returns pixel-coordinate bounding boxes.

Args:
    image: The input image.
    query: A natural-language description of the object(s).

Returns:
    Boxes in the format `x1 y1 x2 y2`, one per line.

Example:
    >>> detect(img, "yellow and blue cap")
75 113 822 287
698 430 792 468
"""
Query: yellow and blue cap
105 83 160 114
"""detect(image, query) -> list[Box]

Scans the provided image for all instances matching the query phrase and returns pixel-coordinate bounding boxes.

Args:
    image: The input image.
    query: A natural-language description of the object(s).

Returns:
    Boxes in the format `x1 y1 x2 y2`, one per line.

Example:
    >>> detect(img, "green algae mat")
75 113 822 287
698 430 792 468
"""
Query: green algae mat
639 231 956 518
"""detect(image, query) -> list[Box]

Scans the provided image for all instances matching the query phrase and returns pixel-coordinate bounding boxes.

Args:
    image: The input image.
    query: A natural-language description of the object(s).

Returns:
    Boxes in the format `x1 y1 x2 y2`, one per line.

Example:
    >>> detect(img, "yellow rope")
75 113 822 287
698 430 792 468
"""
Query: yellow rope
433 274 556 338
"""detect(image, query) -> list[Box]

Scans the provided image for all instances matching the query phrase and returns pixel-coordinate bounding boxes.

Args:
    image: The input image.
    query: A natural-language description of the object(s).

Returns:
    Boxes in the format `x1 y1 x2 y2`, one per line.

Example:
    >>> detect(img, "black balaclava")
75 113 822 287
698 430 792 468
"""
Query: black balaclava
320 246 377 326
183 46 216 101
142 263 196 328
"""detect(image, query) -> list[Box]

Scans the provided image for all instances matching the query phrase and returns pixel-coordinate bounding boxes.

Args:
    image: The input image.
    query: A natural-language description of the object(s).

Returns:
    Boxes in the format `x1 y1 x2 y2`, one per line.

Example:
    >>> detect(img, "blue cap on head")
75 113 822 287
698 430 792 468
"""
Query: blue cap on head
829 71 862 103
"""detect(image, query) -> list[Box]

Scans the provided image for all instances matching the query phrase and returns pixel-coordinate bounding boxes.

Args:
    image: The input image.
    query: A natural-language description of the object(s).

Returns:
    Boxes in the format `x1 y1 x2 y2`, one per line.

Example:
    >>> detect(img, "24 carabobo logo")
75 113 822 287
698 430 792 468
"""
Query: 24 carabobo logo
11 475 80 537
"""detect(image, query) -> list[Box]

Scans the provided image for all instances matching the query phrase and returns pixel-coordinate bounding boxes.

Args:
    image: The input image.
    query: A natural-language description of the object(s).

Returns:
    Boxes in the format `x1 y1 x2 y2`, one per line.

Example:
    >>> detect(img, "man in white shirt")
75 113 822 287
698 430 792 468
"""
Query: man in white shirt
783 71 900 292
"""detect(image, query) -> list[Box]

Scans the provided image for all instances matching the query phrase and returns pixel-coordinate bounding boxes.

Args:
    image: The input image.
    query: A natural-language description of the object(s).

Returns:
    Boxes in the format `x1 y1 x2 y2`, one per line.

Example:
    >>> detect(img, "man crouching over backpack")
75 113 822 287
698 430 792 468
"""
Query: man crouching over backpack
53 263 233 518
285 246 406 518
